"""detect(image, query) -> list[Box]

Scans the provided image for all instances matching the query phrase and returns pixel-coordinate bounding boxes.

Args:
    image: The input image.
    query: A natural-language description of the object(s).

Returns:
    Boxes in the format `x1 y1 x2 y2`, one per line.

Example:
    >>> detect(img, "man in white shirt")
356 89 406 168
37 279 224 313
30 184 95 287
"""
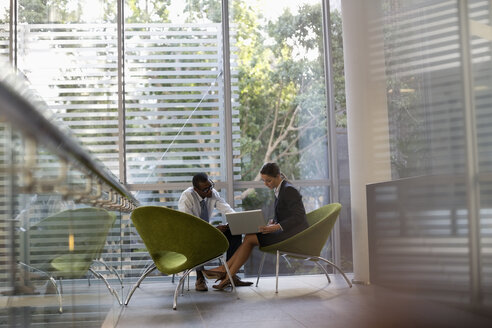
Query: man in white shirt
178 173 253 291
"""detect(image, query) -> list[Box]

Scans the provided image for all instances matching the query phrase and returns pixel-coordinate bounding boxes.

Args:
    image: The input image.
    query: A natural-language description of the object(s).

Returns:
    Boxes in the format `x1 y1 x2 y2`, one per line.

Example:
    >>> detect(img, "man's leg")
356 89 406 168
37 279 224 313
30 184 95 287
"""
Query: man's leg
223 227 242 261
195 266 208 291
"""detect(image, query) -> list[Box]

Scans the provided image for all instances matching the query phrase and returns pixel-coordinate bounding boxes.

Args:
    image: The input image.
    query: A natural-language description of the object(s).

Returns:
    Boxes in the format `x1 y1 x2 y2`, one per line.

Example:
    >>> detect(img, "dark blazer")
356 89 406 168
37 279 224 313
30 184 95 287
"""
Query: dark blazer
274 180 309 237
257 180 309 247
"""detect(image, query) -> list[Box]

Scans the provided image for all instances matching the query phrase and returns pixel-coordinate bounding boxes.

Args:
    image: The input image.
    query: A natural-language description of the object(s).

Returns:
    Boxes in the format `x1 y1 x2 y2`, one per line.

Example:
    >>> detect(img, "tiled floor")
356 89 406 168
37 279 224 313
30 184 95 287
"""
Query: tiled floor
114 274 492 328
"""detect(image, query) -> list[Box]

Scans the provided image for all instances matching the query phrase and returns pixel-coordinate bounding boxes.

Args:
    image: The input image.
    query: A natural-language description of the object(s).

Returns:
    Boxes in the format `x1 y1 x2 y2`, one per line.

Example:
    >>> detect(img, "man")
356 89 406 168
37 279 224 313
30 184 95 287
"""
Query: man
178 172 253 291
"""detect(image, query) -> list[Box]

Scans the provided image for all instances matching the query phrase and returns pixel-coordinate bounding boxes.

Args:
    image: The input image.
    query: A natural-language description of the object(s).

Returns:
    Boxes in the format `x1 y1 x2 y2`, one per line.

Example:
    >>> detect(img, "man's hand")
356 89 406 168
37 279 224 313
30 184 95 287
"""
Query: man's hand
215 224 229 233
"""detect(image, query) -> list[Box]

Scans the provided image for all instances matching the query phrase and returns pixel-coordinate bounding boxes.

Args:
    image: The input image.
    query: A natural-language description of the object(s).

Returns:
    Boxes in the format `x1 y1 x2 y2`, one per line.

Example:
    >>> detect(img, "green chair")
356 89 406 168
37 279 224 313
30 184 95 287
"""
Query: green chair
22 207 119 312
255 203 352 292
124 205 237 310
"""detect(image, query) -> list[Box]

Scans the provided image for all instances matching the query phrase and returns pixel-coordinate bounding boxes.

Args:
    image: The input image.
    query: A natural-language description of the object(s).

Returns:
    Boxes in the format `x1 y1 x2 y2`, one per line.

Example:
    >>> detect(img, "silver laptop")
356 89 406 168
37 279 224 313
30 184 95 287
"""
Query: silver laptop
226 210 266 235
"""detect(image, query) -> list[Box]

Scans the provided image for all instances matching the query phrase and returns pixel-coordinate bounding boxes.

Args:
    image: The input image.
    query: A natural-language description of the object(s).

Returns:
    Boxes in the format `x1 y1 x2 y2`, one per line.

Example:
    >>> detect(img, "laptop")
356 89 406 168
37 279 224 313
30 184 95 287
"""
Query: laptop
226 210 266 235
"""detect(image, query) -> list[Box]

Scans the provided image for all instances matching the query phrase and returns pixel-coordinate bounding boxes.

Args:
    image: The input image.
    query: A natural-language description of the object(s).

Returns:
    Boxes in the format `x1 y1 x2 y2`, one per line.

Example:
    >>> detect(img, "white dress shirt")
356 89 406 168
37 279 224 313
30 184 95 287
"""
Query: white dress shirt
177 187 235 220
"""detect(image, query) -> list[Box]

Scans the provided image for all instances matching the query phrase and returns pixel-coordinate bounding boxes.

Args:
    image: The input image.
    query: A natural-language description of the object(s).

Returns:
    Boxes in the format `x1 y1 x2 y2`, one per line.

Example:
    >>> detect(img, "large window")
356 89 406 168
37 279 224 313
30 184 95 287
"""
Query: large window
229 0 351 272
4 0 351 275
16 0 120 175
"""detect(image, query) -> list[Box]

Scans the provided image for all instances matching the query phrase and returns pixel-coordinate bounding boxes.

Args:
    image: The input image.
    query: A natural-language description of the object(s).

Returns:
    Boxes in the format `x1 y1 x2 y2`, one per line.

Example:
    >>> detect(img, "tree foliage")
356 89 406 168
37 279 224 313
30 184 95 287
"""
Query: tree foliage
12 0 346 184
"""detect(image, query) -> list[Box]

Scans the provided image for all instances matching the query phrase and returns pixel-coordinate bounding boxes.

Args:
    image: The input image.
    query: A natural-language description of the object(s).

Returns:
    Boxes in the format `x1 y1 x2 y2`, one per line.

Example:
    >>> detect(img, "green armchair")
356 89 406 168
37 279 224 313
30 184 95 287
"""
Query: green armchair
23 207 118 312
124 205 237 310
256 203 352 292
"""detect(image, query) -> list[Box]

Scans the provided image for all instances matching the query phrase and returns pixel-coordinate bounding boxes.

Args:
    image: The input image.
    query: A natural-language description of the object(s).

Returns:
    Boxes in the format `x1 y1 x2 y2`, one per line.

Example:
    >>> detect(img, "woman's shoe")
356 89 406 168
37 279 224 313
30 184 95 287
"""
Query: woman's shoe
202 269 225 280
212 278 231 291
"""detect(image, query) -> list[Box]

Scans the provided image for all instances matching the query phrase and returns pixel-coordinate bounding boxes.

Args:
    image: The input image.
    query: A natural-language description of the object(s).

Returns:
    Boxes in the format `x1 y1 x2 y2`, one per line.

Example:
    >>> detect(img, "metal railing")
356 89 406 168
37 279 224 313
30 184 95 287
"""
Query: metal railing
0 67 139 211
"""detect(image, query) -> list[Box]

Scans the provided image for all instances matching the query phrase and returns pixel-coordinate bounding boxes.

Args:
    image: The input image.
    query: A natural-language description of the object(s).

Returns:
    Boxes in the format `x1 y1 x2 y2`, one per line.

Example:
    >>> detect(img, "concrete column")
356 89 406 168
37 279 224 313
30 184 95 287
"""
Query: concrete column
341 0 392 284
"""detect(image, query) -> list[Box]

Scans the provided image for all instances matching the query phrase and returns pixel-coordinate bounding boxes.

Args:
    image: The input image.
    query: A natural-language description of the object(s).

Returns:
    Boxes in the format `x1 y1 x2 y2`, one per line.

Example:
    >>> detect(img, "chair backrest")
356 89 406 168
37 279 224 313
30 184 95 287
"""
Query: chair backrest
130 206 229 274
260 203 342 257
29 207 116 278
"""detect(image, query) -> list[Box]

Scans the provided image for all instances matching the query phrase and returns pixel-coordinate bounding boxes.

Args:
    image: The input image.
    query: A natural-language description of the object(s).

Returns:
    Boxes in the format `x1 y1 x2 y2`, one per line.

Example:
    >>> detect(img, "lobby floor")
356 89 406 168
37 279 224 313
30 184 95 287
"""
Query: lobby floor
113 274 492 328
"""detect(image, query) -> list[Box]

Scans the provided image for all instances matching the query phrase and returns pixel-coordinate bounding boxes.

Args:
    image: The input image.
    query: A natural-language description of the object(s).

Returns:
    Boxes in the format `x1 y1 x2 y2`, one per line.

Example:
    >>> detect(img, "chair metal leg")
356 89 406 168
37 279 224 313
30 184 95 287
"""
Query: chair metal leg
48 277 63 313
275 250 280 294
89 268 122 305
256 253 266 287
277 250 352 288
172 274 175 283
16 262 63 313
59 277 63 295
220 255 238 299
124 264 157 305
314 261 331 284
174 269 192 310
93 260 123 286
315 256 352 288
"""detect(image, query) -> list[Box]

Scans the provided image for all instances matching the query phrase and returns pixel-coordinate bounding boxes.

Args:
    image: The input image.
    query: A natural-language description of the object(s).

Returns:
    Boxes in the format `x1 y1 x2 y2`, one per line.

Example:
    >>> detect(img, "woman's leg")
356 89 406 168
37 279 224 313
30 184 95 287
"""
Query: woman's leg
226 234 259 276
208 234 259 277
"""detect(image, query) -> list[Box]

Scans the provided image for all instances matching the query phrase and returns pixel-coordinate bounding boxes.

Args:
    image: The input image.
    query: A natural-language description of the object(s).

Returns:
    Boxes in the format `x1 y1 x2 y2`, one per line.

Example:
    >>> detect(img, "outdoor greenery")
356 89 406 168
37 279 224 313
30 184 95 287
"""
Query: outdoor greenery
187 1 346 183
7 0 346 185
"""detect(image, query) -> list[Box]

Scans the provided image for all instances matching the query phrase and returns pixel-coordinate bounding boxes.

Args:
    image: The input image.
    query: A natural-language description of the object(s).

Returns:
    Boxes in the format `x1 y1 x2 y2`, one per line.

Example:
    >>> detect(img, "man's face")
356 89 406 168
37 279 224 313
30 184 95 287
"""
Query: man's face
195 180 213 198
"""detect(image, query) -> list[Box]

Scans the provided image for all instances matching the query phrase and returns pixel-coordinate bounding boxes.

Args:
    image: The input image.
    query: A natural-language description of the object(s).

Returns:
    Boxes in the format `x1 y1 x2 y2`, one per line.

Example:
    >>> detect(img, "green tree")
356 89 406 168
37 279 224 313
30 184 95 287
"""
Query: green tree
18 0 82 23
125 0 171 23
237 4 346 182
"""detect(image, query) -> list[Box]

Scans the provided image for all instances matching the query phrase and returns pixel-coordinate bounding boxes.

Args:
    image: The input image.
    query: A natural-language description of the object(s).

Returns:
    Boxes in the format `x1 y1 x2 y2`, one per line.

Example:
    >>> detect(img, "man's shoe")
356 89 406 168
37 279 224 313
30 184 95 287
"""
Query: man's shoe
232 275 253 287
195 276 208 291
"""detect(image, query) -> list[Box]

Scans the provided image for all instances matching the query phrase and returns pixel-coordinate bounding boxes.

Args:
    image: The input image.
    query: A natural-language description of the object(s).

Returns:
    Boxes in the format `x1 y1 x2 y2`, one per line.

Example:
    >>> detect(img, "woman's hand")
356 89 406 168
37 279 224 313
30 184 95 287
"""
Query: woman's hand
258 223 281 234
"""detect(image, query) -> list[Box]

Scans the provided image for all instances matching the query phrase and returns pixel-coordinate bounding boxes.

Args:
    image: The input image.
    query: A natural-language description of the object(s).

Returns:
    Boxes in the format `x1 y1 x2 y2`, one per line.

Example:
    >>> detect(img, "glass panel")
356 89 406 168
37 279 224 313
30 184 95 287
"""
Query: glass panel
1 134 120 326
124 0 238 186
365 0 492 305
17 0 120 177
230 0 330 181
228 0 352 272
383 0 466 178
1 49 125 327
0 0 8 62
470 0 492 307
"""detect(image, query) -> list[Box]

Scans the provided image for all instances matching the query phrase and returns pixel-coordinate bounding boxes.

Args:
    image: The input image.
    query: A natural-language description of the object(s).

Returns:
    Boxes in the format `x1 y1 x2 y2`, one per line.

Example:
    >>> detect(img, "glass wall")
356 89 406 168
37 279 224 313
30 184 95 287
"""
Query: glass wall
346 0 492 306
229 0 351 273
0 0 9 62
124 0 234 187
16 0 120 176
2 0 350 304
0 69 137 327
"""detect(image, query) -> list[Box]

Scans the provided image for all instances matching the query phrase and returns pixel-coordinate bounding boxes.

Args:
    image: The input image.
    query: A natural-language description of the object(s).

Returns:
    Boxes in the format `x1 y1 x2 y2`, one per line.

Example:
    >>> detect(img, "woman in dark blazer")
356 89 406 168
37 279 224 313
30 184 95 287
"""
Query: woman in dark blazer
203 162 309 290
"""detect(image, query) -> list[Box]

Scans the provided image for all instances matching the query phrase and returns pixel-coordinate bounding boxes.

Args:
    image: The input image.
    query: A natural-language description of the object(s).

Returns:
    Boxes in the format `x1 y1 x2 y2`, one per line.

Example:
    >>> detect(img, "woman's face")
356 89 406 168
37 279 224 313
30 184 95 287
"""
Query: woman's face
261 174 280 190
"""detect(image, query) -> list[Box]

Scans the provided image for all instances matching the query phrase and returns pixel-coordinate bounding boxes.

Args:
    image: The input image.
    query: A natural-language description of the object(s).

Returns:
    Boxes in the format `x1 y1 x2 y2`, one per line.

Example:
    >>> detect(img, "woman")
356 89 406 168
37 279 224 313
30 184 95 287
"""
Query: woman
203 162 309 290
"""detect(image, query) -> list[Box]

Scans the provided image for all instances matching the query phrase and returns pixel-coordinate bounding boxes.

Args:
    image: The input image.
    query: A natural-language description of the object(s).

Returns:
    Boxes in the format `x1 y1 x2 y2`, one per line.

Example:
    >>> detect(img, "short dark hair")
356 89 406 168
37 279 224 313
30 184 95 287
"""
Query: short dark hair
260 162 280 178
192 173 209 188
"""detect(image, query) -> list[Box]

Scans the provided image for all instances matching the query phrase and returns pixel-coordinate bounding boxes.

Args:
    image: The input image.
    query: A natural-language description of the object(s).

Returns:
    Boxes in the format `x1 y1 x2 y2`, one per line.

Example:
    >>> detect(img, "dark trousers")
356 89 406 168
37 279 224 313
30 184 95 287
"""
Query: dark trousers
223 227 242 261
196 227 242 275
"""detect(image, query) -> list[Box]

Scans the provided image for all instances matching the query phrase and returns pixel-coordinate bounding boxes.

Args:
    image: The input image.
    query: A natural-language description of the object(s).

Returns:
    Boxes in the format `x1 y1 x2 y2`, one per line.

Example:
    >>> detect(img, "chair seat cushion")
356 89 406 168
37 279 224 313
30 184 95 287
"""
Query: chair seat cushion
51 254 93 278
153 251 188 274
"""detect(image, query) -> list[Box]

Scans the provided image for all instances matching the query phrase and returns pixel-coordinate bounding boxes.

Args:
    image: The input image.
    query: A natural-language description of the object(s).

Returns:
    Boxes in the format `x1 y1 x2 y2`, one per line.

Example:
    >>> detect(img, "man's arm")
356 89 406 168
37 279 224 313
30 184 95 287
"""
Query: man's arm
212 190 235 215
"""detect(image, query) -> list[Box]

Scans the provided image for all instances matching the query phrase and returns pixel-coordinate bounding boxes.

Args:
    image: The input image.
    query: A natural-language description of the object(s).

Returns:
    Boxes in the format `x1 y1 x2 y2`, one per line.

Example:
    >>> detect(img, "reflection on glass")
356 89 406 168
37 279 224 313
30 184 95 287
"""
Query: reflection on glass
2 136 123 325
